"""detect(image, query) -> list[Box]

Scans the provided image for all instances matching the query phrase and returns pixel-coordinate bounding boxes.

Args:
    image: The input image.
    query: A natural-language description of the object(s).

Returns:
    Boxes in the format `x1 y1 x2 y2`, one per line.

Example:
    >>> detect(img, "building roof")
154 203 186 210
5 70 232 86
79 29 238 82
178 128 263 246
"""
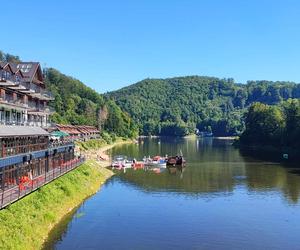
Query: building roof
0 61 24 77
0 126 49 137
56 124 100 136
0 61 8 69
0 61 14 73
15 62 44 85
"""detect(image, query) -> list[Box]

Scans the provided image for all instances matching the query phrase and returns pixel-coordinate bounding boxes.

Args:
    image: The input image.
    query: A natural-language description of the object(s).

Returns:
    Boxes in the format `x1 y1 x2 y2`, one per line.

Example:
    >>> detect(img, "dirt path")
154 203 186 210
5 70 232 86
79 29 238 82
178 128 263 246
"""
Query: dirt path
82 140 133 167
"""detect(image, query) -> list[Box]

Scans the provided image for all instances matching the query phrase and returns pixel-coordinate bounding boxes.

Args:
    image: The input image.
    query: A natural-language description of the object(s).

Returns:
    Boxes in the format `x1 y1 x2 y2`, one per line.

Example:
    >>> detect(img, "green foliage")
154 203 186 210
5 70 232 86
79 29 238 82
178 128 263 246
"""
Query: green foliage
103 100 138 138
0 50 21 63
108 77 300 136
76 138 108 151
240 102 285 145
44 68 137 138
3 50 300 138
45 68 103 127
240 100 300 147
282 99 300 146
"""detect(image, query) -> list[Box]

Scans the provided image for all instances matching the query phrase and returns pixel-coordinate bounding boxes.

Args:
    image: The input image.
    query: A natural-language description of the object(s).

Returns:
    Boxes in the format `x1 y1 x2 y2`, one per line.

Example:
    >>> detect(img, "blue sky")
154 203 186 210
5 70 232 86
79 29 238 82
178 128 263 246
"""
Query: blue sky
2 0 300 92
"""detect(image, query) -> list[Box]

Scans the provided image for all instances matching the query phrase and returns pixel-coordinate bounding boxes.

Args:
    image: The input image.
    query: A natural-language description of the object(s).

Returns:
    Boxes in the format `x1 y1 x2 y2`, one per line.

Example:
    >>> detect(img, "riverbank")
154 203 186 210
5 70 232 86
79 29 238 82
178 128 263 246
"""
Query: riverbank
78 137 133 164
0 139 129 250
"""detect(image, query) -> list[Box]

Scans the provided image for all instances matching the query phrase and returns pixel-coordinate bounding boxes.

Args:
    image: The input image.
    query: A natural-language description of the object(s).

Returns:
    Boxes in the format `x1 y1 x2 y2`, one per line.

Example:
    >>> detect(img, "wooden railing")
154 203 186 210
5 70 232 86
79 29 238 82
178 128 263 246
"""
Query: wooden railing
0 157 85 209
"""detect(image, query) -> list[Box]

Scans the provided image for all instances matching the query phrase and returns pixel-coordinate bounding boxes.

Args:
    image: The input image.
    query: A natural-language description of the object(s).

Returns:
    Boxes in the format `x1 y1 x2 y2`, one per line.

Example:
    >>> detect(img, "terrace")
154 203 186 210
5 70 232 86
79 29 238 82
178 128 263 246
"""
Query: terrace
0 96 28 110
0 70 21 88
27 101 55 114
0 156 85 209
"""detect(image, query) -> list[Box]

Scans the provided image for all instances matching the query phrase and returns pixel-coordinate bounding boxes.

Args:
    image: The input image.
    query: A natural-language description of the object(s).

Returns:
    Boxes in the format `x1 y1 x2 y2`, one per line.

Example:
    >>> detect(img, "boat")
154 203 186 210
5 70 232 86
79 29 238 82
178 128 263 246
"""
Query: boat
123 158 134 169
133 162 144 169
197 131 213 137
111 155 133 169
166 155 186 166
143 156 167 168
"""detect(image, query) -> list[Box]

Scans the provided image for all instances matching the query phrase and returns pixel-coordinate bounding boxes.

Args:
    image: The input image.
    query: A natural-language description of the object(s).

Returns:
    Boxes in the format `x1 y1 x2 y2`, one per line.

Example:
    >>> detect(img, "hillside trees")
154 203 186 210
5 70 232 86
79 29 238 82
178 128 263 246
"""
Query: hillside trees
239 100 300 147
108 77 300 136
44 68 137 138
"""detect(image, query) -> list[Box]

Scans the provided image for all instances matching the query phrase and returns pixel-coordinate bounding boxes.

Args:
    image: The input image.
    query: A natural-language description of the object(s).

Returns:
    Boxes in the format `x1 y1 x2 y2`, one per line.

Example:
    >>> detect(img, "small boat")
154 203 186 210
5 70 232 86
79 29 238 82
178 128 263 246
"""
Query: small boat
123 158 134 169
166 155 186 166
143 156 167 168
197 131 213 137
111 155 133 169
133 162 144 169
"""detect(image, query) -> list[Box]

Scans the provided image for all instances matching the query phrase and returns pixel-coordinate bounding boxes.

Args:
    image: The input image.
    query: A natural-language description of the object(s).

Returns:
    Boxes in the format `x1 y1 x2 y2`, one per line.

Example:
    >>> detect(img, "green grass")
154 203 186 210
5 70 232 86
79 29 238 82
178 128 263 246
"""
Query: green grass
76 138 108 151
76 136 128 151
0 160 113 250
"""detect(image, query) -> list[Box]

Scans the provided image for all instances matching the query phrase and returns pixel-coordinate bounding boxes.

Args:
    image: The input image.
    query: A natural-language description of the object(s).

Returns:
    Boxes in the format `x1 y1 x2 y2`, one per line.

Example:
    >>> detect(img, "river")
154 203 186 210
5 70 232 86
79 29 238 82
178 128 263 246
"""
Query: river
44 137 300 250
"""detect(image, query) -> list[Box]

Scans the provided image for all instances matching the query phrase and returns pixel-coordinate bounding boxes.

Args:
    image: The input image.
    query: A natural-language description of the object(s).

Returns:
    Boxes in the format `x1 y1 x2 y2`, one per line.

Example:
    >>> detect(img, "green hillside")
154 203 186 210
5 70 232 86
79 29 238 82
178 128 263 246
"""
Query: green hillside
45 69 138 138
107 76 300 136
0 50 138 138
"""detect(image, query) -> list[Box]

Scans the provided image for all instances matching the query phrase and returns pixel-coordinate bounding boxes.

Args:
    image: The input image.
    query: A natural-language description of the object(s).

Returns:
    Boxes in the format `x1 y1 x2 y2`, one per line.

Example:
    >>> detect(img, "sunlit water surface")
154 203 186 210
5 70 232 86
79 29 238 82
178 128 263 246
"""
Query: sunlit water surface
44 138 300 250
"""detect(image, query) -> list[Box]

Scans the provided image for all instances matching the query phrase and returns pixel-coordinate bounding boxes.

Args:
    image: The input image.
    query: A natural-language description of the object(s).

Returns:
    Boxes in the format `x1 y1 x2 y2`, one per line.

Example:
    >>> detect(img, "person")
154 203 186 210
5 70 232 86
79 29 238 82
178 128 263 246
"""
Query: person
28 170 33 181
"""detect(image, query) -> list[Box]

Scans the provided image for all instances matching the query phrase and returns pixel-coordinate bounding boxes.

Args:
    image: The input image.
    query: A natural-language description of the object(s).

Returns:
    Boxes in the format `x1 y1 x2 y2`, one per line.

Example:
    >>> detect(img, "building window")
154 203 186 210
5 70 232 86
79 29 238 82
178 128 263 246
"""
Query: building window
5 111 10 123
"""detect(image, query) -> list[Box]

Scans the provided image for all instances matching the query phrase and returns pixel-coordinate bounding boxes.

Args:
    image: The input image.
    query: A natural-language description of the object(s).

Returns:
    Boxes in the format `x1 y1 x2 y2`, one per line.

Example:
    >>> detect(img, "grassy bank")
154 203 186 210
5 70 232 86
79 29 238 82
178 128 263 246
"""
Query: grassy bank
76 136 129 151
0 160 114 250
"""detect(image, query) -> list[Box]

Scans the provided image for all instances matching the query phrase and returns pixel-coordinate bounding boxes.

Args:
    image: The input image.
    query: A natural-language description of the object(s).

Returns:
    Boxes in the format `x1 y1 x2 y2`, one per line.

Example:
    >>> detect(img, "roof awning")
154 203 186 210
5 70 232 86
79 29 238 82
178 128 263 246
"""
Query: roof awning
51 130 69 137
0 126 49 137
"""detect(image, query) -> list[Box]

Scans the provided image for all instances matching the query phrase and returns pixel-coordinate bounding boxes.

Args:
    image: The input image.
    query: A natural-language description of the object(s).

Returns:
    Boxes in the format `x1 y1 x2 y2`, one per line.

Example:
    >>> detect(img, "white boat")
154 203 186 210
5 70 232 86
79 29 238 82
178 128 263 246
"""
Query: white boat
111 155 133 169
123 159 133 169
143 156 167 168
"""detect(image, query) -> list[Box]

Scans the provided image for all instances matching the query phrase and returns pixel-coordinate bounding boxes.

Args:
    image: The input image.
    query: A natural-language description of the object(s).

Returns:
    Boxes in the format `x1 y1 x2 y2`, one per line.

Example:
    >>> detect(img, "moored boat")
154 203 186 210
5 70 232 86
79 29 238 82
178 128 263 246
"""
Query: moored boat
143 156 167 168
111 155 133 169
133 162 144 169
166 155 186 166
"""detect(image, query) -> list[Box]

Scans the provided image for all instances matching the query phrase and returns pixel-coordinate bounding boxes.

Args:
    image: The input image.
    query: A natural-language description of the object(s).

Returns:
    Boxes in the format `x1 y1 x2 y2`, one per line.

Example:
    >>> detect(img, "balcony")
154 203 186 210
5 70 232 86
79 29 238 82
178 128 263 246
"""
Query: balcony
0 96 29 110
9 82 54 101
28 106 55 115
28 101 55 114
0 119 54 128
30 90 54 101
17 82 36 94
0 154 85 209
0 74 20 88
0 120 25 126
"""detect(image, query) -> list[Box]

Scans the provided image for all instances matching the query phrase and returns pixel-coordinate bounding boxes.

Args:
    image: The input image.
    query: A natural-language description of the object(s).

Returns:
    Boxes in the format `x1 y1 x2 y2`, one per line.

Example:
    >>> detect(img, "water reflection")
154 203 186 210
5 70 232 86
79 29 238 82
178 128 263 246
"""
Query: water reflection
111 138 300 204
45 138 300 250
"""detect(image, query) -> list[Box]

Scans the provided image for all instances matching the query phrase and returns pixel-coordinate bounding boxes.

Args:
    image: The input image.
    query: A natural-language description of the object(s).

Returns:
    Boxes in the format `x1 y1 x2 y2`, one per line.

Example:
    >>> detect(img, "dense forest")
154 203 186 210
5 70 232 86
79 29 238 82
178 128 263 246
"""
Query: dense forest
107 76 300 136
44 68 138 138
239 100 300 148
0 50 138 138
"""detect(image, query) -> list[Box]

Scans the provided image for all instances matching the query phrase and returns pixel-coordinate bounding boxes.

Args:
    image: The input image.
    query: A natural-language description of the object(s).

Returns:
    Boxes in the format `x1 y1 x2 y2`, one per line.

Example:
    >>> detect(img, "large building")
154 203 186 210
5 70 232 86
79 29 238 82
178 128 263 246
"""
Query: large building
0 61 84 209
0 61 53 127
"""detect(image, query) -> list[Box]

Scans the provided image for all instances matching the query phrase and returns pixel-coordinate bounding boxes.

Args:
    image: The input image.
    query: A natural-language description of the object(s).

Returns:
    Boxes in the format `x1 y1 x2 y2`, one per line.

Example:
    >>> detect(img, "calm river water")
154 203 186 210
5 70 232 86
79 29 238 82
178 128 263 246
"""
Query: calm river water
44 138 300 250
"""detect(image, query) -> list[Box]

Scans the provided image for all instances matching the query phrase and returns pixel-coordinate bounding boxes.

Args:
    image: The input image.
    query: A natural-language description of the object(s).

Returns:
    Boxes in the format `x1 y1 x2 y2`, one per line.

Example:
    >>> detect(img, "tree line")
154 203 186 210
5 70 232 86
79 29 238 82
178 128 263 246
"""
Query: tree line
45 68 138 138
239 99 300 148
3 50 300 139
107 76 300 136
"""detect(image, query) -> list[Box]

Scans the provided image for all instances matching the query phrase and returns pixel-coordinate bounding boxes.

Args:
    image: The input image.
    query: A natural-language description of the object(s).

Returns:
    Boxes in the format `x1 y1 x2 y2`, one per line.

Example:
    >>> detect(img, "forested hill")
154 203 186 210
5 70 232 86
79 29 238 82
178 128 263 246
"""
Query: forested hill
107 76 300 136
45 69 138 138
0 50 138 138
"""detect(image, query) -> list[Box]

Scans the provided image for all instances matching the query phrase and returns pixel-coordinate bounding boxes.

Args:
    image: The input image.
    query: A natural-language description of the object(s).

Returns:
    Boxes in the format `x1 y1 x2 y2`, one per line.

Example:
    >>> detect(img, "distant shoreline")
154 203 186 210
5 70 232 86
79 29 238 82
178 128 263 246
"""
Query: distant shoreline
139 135 237 140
